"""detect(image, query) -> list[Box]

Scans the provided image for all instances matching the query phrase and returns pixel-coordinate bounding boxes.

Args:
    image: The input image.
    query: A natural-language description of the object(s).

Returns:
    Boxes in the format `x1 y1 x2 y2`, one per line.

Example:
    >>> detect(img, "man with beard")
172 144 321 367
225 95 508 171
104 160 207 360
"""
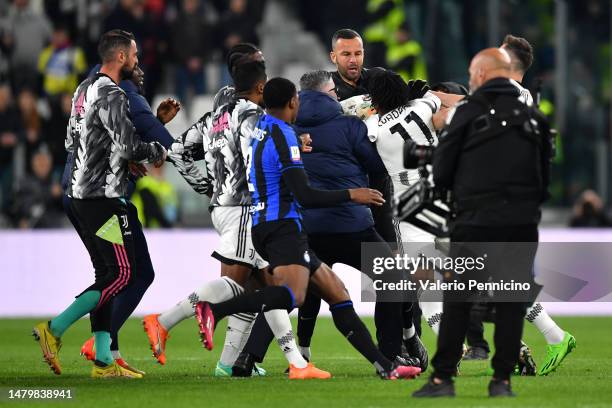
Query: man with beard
72 64 180 375
33 29 167 378
289 29 427 365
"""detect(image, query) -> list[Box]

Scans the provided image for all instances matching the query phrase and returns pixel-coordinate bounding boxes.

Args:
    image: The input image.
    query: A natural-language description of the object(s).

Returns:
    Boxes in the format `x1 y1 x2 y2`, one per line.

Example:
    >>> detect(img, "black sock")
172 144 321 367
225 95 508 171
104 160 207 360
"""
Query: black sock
211 286 294 321
297 293 321 347
242 313 275 363
330 301 393 373
110 332 119 352
94 359 109 367
374 301 403 360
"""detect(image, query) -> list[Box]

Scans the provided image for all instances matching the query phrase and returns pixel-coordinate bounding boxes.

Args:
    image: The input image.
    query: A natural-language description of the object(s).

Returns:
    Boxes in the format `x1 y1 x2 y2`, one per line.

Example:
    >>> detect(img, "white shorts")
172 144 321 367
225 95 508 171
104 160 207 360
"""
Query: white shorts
210 206 268 269
398 221 436 244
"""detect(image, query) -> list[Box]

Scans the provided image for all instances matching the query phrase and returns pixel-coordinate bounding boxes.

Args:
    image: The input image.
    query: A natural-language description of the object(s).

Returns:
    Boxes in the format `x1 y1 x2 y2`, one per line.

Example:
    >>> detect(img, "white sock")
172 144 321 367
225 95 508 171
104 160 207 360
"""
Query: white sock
264 309 308 369
420 301 443 336
299 346 311 361
403 325 416 340
158 277 241 331
525 303 565 344
219 313 255 367
111 350 121 360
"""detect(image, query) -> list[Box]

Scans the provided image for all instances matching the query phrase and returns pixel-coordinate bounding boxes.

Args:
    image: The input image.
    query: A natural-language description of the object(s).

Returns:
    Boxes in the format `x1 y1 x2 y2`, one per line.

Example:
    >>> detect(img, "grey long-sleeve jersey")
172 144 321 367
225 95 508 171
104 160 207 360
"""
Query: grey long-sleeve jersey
65 73 165 199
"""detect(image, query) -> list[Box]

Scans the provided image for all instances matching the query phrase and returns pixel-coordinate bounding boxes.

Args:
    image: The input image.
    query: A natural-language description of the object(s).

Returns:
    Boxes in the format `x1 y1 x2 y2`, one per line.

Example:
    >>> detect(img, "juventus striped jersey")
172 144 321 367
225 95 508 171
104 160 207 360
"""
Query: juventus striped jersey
66 73 165 199
365 92 442 197
169 97 264 207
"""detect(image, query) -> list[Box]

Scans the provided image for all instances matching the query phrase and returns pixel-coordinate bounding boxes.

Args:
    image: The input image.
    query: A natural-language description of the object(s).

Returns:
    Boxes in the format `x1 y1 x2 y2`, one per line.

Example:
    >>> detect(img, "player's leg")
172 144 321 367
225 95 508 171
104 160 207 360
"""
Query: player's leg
143 206 254 365
309 262 421 379
34 198 140 377
528 302 576 375
215 264 259 375
215 207 267 375
197 219 330 379
296 292 321 360
80 201 153 374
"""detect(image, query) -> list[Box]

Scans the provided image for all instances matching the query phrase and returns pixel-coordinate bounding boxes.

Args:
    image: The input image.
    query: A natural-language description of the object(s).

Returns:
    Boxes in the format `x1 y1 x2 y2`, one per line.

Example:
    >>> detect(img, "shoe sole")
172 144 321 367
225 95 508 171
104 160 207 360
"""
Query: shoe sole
32 328 61 375
195 303 214 351
142 319 166 365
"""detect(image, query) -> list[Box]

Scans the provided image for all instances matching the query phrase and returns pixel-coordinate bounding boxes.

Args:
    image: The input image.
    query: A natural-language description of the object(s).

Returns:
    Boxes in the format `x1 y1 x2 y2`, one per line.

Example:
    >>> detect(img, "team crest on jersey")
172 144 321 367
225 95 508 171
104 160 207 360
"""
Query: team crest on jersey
290 146 301 162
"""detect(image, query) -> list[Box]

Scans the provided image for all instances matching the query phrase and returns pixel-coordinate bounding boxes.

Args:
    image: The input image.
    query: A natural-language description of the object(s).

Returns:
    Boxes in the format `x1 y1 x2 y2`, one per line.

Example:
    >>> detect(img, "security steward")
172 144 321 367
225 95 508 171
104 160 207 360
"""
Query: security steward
413 48 554 398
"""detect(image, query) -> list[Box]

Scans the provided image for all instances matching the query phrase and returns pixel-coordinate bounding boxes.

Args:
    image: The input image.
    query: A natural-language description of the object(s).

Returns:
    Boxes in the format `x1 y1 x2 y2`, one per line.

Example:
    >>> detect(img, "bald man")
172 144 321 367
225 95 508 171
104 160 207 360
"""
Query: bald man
413 48 554 398
463 36 575 377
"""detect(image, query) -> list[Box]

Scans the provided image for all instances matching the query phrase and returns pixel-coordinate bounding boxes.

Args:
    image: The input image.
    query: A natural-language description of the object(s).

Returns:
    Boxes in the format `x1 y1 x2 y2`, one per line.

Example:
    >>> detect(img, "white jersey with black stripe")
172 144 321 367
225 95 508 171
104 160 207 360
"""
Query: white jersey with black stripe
365 92 442 197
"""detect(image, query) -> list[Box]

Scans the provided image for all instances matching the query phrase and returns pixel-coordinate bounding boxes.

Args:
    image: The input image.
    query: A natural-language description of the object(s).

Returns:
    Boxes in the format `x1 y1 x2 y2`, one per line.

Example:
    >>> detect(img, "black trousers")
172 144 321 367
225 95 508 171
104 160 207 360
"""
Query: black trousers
431 224 536 381
308 227 407 360
68 197 135 333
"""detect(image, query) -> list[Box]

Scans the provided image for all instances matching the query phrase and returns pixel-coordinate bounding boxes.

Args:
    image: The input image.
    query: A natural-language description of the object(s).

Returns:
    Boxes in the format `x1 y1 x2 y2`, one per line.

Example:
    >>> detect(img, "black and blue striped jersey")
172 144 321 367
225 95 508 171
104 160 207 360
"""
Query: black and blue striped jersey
247 114 304 226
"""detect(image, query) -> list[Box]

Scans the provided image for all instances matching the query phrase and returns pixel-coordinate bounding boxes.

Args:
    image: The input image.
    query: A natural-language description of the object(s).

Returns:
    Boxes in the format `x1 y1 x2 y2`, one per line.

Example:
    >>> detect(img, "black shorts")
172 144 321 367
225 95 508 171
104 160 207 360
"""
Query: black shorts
252 219 321 274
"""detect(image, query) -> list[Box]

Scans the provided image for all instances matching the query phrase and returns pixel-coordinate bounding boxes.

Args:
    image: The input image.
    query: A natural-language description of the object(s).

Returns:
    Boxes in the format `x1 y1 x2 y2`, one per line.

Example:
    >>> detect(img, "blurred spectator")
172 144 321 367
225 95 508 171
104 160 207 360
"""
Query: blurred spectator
12 148 63 228
132 165 179 228
386 25 427 81
0 83 22 214
104 0 168 98
171 0 210 102
216 0 259 85
45 92 71 176
569 190 612 228
16 88 44 171
0 0 52 91
37 24 87 97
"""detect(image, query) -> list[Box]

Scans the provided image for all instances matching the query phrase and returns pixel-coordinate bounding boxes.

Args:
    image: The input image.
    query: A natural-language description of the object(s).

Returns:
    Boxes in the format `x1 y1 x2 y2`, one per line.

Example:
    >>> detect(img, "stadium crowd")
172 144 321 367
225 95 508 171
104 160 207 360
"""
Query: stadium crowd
0 0 610 228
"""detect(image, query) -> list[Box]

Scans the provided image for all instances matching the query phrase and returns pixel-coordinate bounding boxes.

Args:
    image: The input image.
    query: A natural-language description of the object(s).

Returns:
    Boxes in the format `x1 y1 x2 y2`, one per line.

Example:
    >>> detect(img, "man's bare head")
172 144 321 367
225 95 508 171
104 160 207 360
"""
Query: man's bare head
468 48 512 92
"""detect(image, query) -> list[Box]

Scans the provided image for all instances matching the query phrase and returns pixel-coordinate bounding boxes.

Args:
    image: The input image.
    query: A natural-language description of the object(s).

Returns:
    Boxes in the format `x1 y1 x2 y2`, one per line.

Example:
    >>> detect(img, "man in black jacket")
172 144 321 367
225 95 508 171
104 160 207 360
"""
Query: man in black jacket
413 48 552 398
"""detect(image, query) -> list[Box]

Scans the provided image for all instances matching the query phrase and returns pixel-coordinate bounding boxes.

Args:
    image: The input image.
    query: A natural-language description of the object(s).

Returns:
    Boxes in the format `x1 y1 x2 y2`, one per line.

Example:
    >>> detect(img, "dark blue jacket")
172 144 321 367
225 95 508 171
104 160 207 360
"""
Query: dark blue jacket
62 66 175 194
295 90 387 234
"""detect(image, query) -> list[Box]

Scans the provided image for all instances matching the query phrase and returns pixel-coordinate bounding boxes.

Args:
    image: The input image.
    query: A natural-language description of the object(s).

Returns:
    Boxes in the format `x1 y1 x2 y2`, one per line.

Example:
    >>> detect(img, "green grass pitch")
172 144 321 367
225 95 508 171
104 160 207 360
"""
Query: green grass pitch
1 316 610 407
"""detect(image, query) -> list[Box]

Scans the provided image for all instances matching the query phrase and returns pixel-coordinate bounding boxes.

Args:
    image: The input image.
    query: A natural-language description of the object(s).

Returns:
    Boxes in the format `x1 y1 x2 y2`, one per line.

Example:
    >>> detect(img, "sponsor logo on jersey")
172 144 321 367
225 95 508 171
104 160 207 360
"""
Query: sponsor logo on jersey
290 146 301 162
250 127 267 141
250 202 265 213
208 136 227 150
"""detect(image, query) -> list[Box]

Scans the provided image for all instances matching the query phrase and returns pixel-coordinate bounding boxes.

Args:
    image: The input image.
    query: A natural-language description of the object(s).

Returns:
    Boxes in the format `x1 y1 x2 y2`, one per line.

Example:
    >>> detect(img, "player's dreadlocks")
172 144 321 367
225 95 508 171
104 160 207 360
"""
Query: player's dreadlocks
368 70 411 116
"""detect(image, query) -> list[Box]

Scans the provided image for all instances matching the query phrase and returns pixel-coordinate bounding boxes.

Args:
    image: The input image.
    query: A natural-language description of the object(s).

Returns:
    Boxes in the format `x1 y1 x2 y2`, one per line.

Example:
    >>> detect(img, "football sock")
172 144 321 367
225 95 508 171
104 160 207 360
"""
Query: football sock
374 301 403 359
94 331 114 365
525 302 565 344
50 290 101 338
211 285 294 321
420 301 443 336
158 277 240 330
297 293 321 347
331 301 393 373
263 309 308 368
242 312 275 362
111 350 121 360
219 313 256 366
